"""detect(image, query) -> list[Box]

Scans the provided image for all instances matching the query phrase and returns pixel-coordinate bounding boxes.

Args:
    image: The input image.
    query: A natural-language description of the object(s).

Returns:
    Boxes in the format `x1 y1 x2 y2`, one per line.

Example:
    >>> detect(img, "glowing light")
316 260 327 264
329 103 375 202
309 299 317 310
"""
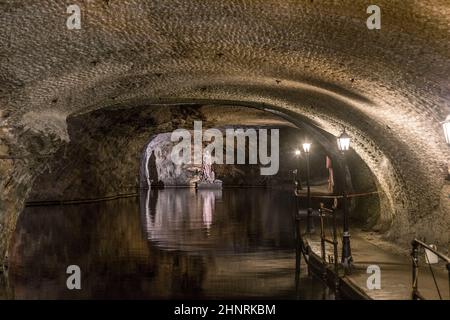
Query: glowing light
442 115 450 145
337 130 351 152
302 142 311 153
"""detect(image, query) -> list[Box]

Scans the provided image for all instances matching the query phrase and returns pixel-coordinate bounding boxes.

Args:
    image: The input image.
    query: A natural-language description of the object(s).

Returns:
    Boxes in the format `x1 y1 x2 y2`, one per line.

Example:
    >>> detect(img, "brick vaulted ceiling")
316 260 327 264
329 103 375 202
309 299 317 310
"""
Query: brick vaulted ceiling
0 0 449 252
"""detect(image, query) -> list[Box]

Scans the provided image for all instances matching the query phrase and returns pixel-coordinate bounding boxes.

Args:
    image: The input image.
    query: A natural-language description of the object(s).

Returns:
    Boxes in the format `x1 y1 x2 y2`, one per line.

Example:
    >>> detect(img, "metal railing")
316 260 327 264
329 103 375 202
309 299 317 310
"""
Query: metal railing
411 238 450 300
318 202 339 284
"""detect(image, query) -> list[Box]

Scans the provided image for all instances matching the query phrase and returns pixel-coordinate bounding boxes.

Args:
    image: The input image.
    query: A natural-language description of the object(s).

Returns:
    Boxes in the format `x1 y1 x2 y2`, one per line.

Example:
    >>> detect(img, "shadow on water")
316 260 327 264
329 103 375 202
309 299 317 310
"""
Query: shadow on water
6 188 332 299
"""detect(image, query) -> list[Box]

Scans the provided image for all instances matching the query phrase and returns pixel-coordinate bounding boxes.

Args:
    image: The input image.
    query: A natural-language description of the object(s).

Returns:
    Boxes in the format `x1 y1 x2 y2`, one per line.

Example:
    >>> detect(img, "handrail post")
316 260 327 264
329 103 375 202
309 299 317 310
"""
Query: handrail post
411 240 419 300
295 218 302 271
319 204 326 262
332 201 339 289
294 186 302 282
410 239 450 300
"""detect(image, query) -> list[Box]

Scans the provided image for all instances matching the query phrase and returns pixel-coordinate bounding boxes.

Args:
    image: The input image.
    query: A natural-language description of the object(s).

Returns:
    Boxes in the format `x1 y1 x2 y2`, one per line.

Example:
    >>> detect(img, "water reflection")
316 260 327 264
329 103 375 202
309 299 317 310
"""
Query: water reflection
200 190 218 232
8 188 331 299
140 188 295 253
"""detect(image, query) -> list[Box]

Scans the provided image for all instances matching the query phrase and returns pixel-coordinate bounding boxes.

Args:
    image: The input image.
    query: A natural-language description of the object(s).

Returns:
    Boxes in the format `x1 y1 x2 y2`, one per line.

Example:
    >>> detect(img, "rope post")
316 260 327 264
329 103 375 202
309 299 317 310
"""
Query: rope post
411 240 419 300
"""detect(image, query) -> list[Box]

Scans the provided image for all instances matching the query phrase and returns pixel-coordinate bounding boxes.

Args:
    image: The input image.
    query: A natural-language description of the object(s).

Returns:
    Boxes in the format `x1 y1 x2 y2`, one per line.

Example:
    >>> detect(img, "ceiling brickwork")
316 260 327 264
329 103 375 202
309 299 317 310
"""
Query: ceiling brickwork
0 0 449 247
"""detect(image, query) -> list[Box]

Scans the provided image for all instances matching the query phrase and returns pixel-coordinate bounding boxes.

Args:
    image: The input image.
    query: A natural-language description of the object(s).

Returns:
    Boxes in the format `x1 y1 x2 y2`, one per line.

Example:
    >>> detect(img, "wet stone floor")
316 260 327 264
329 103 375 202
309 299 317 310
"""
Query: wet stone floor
306 220 449 300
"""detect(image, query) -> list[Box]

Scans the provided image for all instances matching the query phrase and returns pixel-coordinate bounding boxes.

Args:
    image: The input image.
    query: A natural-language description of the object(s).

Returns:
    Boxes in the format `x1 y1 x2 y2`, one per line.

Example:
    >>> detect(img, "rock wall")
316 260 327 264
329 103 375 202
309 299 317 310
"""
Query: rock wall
140 127 329 188
0 126 64 266
141 132 201 187
28 106 332 199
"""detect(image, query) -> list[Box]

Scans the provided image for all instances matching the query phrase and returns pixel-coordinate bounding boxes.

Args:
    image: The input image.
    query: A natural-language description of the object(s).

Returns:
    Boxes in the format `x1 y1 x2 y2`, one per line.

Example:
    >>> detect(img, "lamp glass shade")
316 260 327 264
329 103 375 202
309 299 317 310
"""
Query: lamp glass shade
337 131 351 151
302 142 311 153
443 116 450 144
294 149 301 156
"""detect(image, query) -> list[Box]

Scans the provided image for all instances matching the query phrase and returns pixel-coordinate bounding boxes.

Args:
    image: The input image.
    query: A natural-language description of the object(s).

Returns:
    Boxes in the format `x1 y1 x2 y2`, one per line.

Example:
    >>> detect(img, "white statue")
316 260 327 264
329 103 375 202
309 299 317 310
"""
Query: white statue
202 150 215 183
197 150 222 189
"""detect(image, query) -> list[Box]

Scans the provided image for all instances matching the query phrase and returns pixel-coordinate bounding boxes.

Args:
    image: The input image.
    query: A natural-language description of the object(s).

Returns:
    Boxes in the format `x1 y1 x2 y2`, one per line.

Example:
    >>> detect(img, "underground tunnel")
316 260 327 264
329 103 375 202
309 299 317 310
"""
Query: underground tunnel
0 0 449 301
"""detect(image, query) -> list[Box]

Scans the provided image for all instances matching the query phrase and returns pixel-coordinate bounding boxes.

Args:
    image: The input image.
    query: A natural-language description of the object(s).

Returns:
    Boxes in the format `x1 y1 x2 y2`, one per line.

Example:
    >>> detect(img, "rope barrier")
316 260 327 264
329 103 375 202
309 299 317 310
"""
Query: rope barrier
295 190 379 199
25 192 139 207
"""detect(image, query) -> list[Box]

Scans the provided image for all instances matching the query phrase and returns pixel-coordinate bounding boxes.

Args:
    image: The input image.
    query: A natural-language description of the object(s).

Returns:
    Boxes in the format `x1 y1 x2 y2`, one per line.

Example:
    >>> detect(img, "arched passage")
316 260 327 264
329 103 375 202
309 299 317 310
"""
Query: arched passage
0 0 448 271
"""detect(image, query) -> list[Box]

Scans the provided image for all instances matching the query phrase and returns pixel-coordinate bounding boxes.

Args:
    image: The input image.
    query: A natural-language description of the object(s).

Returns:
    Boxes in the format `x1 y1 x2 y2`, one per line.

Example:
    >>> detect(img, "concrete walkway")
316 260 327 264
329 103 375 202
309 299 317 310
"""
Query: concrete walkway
306 227 449 300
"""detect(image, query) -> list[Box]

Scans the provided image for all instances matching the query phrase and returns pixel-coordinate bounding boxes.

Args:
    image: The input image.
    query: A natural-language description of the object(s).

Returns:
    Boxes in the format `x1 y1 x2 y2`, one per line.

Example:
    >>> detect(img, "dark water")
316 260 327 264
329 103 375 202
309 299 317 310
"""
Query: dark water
8 188 332 299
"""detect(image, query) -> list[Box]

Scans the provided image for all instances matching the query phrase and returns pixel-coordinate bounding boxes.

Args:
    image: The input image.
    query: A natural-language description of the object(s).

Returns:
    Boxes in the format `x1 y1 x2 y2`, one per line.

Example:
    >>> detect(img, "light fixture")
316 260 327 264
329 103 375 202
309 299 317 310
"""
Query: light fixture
442 115 450 145
337 129 351 152
302 142 311 153
337 128 353 269
294 149 301 156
